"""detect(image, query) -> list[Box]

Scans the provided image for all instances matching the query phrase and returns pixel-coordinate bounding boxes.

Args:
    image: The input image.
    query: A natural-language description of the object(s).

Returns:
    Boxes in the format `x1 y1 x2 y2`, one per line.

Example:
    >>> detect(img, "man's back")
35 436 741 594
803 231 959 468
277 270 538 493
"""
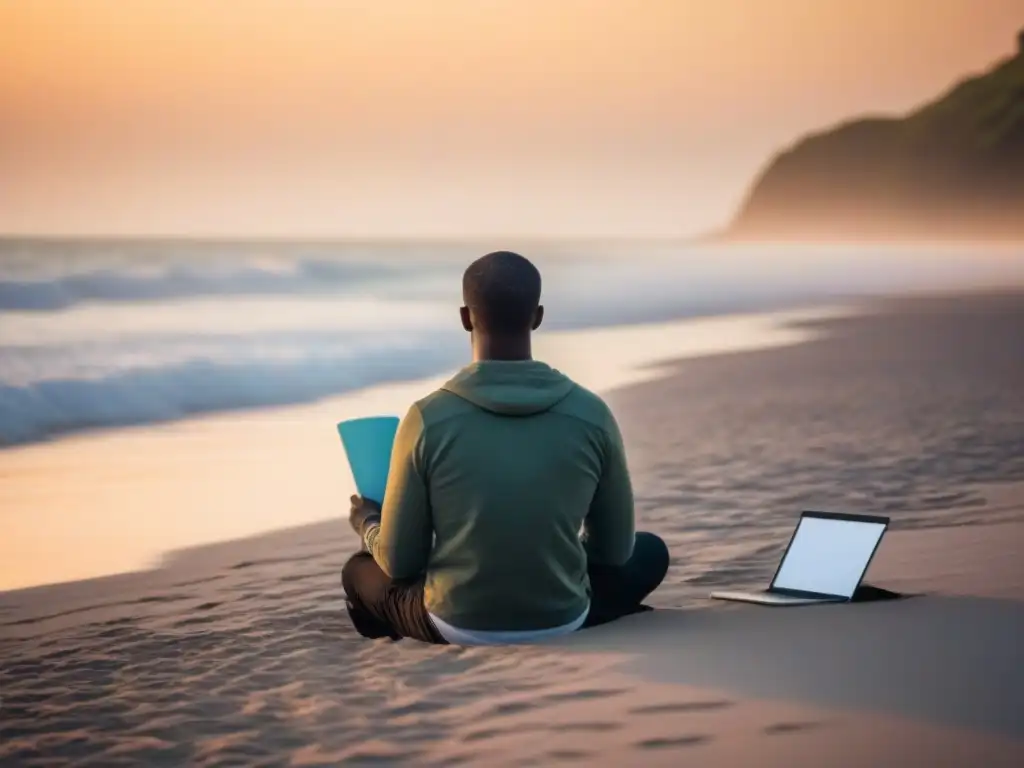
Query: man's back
369 360 635 632
344 250 665 645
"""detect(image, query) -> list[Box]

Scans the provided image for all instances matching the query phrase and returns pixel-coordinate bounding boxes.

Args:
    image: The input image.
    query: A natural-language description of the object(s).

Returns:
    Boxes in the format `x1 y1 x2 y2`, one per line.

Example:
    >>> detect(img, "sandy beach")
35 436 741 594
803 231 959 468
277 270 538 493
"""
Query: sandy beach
2 291 1023 766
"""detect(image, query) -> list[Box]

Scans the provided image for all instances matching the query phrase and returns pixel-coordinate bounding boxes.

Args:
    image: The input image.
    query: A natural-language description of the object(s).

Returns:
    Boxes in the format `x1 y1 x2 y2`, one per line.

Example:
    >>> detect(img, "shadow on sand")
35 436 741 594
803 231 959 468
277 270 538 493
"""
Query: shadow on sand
553 595 1024 739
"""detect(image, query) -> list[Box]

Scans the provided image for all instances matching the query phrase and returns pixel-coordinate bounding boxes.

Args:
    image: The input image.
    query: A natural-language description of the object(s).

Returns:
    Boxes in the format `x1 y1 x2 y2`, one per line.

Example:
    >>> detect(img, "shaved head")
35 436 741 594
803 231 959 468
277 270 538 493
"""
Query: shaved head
462 251 542 335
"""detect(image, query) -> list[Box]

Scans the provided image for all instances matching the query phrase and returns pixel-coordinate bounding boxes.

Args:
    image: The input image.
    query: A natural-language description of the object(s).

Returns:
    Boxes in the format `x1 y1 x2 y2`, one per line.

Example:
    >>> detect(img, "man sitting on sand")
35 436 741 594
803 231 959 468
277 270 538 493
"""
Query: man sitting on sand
343 250 669 645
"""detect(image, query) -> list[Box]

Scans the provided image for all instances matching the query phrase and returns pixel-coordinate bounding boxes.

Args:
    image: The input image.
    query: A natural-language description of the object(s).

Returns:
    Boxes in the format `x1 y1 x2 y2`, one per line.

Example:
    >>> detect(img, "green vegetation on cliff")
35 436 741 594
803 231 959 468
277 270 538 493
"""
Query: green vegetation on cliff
726 31 1024 241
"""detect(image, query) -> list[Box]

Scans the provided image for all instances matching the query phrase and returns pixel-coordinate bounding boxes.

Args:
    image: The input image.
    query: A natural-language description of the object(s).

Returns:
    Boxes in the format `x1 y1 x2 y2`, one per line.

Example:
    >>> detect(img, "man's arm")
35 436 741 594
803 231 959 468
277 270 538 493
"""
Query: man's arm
362 405 432 579
581 414 636 566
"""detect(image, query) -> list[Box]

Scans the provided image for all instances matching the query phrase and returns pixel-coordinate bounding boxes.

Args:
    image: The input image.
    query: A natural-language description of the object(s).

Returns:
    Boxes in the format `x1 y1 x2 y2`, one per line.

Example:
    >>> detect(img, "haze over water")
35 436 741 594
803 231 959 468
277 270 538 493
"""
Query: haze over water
2 239 1022 448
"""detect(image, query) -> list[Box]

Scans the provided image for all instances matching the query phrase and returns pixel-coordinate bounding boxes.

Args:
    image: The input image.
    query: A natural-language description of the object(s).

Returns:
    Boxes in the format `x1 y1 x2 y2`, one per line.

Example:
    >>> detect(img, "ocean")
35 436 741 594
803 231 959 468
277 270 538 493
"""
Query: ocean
2 238 1022 447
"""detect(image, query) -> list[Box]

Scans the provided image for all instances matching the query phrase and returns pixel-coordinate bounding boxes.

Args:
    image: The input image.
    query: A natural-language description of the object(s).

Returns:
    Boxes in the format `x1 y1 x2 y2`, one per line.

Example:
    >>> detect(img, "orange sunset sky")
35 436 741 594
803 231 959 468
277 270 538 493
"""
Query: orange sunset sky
1 0 1021 239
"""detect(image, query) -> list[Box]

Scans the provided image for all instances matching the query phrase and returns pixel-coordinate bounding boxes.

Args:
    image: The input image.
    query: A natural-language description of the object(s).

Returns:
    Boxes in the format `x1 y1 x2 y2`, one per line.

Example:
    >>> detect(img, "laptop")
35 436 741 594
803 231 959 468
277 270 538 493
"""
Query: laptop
710 510 890 606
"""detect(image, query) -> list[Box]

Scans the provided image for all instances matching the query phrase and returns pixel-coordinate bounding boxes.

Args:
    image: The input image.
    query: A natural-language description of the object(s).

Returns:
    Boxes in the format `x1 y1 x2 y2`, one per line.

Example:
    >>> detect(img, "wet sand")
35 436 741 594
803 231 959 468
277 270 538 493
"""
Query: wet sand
2 291 1023 766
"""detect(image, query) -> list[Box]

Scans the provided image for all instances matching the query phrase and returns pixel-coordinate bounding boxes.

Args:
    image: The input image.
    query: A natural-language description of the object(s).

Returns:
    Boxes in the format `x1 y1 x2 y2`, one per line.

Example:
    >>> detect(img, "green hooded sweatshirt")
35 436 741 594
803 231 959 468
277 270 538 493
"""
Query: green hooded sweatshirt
364 360 636 631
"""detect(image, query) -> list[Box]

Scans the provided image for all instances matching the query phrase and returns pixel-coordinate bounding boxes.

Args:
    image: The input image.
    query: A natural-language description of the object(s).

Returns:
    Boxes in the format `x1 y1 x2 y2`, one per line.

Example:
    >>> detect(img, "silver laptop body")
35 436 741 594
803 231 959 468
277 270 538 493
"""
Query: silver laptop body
710 510 889 606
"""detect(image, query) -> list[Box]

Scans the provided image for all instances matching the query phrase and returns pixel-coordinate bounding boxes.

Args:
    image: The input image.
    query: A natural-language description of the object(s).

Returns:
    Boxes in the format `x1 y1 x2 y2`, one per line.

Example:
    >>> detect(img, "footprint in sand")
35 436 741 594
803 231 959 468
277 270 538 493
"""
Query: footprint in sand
462 722 548 743
552 721 622 733
763 720 830 735
629 699 734 715
540 687 629 705
636 735 713 749
170 574 227 588
486 700 541 716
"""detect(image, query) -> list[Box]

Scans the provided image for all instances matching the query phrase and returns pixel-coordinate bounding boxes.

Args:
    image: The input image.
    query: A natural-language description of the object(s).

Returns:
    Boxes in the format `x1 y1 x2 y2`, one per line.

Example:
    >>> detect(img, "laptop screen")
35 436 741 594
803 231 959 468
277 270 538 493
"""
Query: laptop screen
771 515 887 598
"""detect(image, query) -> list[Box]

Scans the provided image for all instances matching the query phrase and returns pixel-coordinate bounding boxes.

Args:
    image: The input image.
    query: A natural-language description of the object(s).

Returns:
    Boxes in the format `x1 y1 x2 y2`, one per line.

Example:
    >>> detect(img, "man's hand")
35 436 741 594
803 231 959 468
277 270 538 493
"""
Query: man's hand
349 495 382 540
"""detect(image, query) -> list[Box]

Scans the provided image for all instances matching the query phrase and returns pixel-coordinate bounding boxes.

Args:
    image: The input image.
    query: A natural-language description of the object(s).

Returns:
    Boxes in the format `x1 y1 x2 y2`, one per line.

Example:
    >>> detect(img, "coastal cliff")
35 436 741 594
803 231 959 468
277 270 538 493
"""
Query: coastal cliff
724 31 1024 242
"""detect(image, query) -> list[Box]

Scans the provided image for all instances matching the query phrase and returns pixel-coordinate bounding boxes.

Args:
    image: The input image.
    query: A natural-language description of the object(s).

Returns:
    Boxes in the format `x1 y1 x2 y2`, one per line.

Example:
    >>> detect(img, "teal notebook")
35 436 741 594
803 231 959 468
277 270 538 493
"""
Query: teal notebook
336 416 400 504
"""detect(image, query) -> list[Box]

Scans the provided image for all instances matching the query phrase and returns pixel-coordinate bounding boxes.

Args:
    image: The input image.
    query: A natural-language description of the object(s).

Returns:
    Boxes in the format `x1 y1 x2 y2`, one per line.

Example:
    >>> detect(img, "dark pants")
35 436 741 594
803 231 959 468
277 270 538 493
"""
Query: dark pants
341 531 670 644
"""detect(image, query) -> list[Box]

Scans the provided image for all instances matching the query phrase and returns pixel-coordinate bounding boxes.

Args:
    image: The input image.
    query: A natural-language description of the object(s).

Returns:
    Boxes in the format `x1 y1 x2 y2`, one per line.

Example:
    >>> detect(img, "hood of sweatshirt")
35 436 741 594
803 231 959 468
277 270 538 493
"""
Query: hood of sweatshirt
441 360 576 416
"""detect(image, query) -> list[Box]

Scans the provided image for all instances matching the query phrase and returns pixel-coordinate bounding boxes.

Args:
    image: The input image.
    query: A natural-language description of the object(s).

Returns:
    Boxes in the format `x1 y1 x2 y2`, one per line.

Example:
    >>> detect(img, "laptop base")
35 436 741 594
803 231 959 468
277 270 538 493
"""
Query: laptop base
710 590 846 606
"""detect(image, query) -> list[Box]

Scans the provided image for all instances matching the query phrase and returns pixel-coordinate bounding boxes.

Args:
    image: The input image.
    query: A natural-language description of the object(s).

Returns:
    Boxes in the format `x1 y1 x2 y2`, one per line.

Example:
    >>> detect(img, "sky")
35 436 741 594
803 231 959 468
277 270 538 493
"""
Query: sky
1 0 1021 239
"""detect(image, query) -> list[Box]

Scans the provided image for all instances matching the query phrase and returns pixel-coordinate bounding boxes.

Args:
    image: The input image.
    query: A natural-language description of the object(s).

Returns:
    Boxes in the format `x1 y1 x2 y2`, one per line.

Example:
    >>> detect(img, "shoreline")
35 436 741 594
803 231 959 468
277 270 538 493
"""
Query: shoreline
0 305 847 593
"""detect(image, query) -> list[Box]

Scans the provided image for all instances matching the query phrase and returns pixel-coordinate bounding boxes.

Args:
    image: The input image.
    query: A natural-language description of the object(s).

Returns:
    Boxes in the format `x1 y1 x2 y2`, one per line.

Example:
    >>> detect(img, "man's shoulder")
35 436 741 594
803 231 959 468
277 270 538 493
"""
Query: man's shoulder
411 387 477 429
549 382 617 432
